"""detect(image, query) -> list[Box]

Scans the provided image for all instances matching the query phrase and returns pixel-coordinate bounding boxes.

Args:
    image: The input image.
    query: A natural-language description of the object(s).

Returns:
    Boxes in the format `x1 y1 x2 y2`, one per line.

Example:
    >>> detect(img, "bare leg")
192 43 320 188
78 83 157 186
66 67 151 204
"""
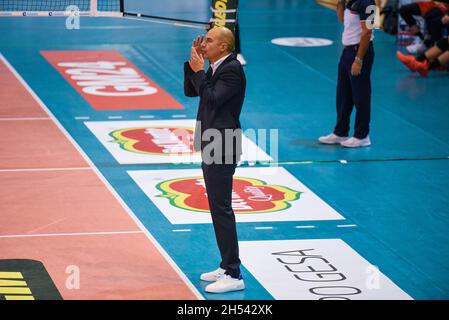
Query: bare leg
425 46 443 60
437 50 449 65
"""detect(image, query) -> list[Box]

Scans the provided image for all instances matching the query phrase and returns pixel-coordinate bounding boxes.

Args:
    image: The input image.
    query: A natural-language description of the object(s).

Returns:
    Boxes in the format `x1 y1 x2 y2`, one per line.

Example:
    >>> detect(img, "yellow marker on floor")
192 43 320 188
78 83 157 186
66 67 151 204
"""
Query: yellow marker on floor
1 271 35 299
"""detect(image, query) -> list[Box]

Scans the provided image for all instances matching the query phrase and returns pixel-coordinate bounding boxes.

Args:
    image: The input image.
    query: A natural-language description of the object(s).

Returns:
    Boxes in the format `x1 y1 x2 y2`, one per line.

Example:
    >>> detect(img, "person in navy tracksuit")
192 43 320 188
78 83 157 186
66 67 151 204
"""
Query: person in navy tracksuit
319 0 375 148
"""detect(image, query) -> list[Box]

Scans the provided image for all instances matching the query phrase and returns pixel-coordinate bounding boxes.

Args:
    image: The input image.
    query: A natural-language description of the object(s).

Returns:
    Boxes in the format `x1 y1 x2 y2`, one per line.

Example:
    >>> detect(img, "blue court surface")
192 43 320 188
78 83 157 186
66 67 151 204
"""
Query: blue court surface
1 0 448 300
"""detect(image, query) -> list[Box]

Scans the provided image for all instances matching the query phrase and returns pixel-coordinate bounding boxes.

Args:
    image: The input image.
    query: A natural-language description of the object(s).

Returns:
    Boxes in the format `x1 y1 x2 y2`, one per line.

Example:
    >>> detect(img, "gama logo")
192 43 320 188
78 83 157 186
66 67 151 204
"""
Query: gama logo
156 175 302 214
109 126 195 155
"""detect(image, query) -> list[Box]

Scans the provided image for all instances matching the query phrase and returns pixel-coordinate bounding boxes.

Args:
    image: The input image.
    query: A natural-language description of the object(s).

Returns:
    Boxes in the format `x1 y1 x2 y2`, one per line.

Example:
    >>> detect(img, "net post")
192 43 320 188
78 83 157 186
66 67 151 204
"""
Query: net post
210 0 240 51
120 0 124 14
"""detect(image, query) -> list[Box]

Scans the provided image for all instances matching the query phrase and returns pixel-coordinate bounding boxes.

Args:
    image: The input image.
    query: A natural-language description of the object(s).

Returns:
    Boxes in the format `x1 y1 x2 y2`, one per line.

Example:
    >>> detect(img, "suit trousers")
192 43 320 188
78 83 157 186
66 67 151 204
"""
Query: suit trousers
334 42 374 139
201 161 241 278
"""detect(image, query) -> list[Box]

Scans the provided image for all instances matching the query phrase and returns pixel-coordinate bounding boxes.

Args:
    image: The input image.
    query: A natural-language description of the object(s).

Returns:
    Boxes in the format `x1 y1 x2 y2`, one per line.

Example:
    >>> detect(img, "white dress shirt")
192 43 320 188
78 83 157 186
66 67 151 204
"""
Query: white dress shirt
210 53 232 75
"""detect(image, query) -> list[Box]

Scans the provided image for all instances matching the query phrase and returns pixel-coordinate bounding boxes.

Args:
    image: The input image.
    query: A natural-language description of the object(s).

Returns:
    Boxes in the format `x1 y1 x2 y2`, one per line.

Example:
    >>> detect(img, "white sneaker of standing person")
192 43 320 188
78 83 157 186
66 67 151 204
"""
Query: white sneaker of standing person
340 135 371 148
406 37 426 55
205 274 245 293
200 267 226 282
237 53 247 66
318 133 349 144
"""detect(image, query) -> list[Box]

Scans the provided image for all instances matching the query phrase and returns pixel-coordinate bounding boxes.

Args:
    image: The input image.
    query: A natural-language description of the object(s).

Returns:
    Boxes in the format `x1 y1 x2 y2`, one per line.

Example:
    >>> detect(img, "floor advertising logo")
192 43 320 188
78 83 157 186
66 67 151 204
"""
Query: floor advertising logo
85 120 273 164
110 126 194 155
239 239 413 300
0 259 62 300
41 50 184 110
128 167 345 224
156 175 301 214
271 37 333 47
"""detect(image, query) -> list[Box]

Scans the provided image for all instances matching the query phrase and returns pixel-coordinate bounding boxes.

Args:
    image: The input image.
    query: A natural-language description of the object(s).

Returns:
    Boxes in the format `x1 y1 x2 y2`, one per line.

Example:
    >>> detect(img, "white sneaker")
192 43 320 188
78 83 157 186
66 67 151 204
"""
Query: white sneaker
205 274 245 293
200 267 226 282
318 133 349 145
237 53 247 66
340 136 371 148
406 37 426 55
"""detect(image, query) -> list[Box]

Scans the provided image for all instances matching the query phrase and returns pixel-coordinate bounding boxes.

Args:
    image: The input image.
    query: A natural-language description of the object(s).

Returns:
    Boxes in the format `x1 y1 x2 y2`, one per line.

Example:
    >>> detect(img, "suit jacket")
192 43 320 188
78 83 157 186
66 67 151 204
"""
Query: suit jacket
184 53 246 161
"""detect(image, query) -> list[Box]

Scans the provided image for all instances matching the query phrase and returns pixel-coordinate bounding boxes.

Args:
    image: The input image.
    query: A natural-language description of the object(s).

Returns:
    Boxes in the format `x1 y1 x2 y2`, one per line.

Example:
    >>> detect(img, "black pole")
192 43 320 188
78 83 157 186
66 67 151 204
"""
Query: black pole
235 0 241 53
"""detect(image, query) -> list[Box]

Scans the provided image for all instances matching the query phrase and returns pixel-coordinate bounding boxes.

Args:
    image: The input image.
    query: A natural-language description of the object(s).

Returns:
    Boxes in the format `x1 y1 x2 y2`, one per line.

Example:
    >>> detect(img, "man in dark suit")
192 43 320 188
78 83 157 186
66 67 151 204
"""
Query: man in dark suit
184 26 246 293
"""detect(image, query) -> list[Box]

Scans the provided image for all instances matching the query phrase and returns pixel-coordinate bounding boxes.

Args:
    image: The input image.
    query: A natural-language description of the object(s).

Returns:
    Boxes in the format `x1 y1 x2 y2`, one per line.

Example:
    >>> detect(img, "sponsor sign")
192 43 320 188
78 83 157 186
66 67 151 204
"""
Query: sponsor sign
239 239 412 300
85 120 273 164
210 0 238 32
128 167 345 224
41 50 183 110
0 259 62 300
271 37 333 47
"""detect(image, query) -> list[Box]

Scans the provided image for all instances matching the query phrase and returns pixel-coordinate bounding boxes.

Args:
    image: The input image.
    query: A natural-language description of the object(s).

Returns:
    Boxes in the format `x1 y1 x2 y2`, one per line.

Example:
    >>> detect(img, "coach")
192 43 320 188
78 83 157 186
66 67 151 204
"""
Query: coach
184 26 246 293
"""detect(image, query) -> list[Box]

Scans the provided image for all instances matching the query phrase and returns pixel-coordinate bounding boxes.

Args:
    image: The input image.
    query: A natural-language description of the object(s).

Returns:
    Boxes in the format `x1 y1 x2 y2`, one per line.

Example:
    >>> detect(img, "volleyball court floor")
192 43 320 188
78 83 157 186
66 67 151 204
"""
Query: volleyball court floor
1 0 448 300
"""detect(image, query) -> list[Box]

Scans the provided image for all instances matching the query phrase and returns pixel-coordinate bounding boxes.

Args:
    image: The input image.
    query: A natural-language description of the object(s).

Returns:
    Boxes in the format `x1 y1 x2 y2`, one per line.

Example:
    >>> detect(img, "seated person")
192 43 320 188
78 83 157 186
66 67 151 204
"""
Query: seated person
399 0 449 54
397 36 449 76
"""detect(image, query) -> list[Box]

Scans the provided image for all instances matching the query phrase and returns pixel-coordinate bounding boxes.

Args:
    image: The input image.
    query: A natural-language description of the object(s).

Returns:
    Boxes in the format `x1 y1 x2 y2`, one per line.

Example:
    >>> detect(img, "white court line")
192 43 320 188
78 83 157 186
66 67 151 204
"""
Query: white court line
139 115 155 119
134 46 183 86
75 116 90 120
255 226 273 230
172 229 192 233
26 217 68 234
0 167 91 173
108 116 123 119
337 224 357 228
172 114 187 118
0 117 51 121
277 47 336 84
0 53 204 300
295 225 316 229
0 231 144 239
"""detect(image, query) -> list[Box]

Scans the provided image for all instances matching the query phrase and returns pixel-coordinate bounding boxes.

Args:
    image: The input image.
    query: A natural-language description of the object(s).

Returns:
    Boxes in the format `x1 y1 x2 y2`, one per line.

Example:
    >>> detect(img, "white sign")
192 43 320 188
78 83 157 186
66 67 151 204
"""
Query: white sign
127 167 345 224
239 239 413 300
85 120 273 164
59 61 157 96
271 37 333 47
